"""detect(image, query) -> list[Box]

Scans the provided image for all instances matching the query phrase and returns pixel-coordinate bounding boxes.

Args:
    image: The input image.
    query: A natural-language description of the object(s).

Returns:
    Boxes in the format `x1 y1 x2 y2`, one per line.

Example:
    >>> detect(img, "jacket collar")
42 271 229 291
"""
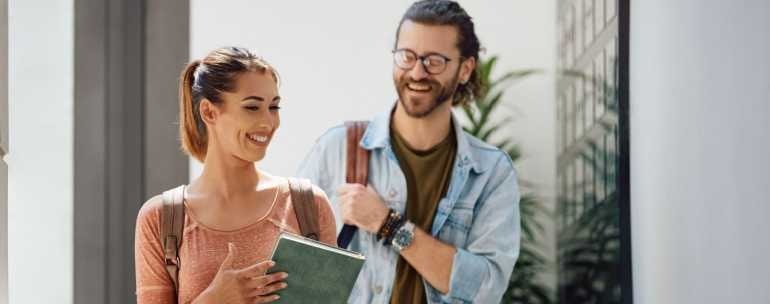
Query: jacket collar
360 102 486 173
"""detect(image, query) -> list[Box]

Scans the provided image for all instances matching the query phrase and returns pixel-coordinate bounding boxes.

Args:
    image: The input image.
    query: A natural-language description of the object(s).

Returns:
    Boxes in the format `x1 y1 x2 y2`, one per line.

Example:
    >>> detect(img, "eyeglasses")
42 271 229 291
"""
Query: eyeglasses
392 49 456 75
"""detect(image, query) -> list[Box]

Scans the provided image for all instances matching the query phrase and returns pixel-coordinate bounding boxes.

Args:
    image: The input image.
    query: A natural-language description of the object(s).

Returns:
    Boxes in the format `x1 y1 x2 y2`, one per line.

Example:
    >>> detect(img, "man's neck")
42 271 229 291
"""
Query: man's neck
391 100 453 151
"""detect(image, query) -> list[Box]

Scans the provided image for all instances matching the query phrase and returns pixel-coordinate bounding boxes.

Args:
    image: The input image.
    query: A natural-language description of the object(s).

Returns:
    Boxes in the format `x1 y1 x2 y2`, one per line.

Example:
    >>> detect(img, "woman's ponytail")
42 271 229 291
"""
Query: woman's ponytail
179 60 207 162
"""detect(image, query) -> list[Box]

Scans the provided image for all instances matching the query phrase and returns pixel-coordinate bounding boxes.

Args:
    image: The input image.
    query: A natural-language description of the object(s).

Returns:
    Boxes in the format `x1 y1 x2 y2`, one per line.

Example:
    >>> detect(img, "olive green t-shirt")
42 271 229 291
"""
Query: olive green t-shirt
389 124 457 304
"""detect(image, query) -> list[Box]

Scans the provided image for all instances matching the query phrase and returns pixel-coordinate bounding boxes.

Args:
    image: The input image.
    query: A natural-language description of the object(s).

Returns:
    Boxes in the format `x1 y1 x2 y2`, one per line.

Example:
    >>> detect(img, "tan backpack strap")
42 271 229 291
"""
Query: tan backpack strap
345 121 370 185
338 121 369 248
288 178 320 241
161 185 186 292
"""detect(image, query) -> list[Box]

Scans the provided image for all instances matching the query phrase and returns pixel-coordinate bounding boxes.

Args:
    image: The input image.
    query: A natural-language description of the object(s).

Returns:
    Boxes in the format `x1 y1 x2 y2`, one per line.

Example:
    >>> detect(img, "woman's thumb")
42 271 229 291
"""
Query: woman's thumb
219 242 237 270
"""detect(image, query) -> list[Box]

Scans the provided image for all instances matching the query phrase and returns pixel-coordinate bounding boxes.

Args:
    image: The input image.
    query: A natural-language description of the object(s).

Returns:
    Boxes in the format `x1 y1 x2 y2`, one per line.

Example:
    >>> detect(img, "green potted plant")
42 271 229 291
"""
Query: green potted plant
556 66 622 304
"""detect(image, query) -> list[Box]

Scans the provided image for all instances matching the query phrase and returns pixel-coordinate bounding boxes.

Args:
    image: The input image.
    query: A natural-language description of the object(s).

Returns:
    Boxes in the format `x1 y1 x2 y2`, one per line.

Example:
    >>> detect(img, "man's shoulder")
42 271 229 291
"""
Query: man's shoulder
463 132 500 152
315 123 349 144
461 132 516 172
306 123 353 158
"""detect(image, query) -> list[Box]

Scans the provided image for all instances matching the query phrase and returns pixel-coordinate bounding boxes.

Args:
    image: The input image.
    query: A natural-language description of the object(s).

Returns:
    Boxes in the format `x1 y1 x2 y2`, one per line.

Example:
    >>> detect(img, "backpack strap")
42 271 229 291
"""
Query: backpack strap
161 185 186 292
288 178 320 241
337 121 370 248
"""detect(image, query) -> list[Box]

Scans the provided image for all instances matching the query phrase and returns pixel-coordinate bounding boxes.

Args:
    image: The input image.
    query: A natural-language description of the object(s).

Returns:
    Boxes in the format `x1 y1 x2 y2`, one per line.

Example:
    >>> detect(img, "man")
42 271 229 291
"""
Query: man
297 1 520 303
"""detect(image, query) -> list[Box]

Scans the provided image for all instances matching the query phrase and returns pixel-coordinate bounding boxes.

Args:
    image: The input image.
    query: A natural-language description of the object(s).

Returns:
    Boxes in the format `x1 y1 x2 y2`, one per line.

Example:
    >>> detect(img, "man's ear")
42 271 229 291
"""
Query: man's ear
460 56 477 84
199 98 219 126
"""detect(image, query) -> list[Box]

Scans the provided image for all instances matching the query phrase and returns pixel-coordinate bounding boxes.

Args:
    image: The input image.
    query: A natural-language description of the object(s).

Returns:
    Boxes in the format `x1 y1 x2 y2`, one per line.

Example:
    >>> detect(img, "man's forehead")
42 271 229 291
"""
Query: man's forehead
396 20 460 55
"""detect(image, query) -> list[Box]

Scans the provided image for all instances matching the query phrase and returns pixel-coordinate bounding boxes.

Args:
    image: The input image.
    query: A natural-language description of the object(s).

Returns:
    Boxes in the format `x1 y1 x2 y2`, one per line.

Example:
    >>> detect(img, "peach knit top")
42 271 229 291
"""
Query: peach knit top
134 180 337 303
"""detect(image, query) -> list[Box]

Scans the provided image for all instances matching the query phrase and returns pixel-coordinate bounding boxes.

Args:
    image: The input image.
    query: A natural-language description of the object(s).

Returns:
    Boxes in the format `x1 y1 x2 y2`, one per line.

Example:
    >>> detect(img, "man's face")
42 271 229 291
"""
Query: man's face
393 20 470 118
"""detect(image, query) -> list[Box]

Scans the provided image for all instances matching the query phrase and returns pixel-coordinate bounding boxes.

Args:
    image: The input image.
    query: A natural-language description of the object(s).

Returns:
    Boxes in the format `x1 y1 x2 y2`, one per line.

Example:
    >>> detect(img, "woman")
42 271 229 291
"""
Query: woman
135 47 337 303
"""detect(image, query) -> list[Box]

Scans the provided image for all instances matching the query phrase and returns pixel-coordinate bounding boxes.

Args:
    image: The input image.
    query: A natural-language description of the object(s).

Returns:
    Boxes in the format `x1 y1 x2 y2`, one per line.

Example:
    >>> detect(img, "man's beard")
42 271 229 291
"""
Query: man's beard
395 69 460 118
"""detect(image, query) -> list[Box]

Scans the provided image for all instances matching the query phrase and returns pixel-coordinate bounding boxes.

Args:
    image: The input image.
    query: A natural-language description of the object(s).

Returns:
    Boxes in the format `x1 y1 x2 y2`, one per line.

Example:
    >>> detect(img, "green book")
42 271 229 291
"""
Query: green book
268 232 365 303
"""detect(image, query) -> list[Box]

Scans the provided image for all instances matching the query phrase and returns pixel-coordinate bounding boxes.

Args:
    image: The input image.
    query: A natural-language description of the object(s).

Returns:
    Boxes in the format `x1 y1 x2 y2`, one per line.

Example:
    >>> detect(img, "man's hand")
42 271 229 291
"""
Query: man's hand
336 183 390 233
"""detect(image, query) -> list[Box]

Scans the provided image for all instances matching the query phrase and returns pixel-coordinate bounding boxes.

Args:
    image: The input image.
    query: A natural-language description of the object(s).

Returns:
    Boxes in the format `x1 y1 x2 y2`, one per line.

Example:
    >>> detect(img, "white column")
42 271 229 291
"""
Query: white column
0 0 8 302
631 0 770 303
8 0 73 303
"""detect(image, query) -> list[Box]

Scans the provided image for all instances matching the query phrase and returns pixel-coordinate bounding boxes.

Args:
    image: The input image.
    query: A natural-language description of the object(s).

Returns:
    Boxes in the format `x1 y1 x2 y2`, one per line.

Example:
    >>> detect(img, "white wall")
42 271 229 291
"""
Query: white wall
191 0 557 290
189 0 556 199
190 0 558 294
7 1 73 303
631 1 770 303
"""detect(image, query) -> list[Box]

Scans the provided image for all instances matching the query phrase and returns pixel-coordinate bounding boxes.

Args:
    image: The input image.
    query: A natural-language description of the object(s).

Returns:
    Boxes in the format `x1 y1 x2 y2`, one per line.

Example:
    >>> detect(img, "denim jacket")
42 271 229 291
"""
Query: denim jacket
296 105 520 303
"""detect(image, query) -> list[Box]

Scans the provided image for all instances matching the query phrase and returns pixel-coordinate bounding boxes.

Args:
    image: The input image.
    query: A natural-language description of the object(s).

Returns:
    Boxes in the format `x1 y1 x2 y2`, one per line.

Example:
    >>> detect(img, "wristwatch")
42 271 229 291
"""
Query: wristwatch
391 221 415 252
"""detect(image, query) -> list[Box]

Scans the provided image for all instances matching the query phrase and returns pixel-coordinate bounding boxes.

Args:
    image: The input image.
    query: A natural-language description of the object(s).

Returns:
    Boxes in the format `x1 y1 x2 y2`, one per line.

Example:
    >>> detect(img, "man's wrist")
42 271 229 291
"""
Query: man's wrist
376 209 404 243
375 207 391 232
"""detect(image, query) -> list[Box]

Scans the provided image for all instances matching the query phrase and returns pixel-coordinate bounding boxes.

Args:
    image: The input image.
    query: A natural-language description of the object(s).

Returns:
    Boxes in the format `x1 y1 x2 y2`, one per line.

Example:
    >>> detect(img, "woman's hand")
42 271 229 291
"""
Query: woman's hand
194 243 287 304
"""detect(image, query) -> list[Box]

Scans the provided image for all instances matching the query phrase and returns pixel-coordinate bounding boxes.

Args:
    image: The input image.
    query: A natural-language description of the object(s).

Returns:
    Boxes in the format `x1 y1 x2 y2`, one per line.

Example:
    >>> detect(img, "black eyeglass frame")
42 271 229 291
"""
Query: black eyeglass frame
391 48 462 75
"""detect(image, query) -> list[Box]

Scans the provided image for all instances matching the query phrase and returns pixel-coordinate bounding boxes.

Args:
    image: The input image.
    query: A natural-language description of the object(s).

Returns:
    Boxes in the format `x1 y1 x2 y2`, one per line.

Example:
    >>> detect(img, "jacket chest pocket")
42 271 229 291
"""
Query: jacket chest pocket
439 204 474 245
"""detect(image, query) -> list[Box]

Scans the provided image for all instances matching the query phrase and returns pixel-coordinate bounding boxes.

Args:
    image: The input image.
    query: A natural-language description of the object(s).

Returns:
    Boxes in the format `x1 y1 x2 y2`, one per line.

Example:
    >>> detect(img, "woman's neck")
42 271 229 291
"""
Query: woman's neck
190 141 260 204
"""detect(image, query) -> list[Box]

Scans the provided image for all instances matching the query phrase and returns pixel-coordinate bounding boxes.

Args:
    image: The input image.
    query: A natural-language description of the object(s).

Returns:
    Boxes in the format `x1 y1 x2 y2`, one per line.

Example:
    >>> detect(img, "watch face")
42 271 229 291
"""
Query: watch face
393 224 414 251
394 231 409 245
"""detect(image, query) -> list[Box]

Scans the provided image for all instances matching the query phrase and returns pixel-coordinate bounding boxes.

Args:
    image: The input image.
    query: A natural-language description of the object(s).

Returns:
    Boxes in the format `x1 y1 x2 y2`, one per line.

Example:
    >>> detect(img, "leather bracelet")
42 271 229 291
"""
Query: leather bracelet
376 209 403 242
376 209 394 240
377 209 398 240
383 216 407 246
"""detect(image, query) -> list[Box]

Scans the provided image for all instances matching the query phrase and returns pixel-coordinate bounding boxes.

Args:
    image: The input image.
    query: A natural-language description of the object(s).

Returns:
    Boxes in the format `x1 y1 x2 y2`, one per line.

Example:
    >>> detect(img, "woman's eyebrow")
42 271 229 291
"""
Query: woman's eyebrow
241 96 264 102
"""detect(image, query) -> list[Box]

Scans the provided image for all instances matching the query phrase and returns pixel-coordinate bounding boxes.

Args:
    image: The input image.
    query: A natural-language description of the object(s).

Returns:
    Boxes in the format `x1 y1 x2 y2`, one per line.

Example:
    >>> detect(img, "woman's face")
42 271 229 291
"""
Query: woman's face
205 71 281 163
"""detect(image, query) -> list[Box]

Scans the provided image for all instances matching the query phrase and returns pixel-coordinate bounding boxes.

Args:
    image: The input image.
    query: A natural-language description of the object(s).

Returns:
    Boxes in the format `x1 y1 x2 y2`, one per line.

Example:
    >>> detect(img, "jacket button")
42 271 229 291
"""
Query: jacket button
388 189 397 198
374 285 383 294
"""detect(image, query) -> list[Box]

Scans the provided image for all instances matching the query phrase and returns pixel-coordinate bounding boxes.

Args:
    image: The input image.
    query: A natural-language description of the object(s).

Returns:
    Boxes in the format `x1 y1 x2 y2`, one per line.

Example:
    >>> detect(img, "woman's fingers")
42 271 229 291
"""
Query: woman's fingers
252 294 281 304
238 260 275 278
244 272 287 289
248 280 288 297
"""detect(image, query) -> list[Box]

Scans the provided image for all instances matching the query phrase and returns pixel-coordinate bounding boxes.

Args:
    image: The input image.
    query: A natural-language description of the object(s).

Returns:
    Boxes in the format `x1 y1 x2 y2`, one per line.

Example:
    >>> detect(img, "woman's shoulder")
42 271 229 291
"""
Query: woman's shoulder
137 194 163 222
136 185 186 223
259 171 322 196
282 177 330 203
281 176 337 244
265 174 331 215
134 195 165 242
